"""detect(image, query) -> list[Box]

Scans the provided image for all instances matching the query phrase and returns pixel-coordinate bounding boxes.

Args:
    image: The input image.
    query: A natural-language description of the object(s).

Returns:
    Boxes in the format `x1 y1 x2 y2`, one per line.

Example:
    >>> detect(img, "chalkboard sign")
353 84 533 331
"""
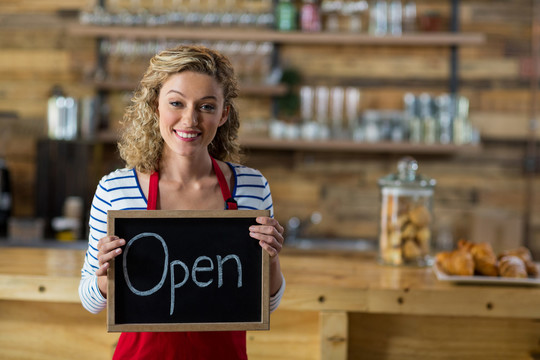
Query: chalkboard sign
107 210 270 332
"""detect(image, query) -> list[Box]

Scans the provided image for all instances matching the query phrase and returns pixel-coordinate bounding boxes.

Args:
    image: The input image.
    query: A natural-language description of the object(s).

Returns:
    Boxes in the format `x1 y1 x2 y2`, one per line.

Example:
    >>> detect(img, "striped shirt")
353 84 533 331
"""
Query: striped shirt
79 163 285 315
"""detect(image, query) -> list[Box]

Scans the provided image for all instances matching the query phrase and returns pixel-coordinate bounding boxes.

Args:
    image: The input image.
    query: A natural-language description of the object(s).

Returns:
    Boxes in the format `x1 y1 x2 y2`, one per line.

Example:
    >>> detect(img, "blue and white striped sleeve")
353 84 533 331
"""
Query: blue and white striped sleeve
233 165 274 218
79 176 111 314
270 274 285 313
260 175 274 218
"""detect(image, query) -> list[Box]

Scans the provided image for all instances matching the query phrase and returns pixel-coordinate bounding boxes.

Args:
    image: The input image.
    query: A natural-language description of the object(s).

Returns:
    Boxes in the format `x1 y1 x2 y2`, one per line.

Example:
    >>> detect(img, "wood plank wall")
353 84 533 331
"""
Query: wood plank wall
0 0 539 256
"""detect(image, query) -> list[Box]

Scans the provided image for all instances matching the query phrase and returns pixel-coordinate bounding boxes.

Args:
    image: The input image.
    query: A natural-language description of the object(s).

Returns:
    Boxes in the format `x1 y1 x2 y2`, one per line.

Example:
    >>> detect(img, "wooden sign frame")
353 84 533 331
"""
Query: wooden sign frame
107 209 270 332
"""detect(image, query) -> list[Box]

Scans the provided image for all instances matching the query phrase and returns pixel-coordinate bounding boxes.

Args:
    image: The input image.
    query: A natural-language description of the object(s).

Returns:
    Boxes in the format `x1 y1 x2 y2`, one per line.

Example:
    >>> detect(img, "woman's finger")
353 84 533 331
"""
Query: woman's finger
96 236 125 276
256 216 283 232
250 230 283 256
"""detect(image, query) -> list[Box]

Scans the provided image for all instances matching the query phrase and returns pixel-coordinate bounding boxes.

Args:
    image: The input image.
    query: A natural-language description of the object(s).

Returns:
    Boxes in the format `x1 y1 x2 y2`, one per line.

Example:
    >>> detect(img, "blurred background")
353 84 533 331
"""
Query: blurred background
0 0 539 258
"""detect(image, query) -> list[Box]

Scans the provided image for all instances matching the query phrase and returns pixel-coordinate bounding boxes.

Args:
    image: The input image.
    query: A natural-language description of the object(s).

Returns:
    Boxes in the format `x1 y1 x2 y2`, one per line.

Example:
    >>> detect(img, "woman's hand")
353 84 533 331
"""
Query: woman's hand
249 217 284 258
95 235 126 296
250 216 285 296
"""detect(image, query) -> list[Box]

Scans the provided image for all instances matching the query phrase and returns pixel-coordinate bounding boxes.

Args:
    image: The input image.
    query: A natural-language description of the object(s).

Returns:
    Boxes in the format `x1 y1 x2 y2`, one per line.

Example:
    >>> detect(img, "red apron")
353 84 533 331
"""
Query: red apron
113 157 246 360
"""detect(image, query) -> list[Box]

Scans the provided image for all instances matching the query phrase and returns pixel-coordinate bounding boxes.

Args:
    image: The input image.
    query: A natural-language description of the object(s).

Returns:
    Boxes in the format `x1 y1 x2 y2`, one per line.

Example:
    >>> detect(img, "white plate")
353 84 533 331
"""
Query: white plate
433 262 540 286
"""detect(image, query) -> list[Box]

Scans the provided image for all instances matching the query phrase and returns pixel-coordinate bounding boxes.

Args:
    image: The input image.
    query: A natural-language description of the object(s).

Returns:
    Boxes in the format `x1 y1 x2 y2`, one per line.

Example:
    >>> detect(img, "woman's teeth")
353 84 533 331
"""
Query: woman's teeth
176 131 198 139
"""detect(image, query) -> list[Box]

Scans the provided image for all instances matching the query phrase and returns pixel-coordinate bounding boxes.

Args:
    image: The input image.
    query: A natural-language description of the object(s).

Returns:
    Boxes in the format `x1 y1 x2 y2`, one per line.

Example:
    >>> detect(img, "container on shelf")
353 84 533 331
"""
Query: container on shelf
47 86 79 141
300 0 322 32
369 0 388 35
378 156 436 266
276 0 297 31
0 159 11 237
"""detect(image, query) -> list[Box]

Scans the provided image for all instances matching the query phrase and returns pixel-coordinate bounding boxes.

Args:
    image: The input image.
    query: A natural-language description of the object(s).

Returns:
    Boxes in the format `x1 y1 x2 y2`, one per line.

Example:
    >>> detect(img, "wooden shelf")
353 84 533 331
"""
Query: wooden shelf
69 24 485 47
88 132 480 155
240 137 481 155
92 80 287 96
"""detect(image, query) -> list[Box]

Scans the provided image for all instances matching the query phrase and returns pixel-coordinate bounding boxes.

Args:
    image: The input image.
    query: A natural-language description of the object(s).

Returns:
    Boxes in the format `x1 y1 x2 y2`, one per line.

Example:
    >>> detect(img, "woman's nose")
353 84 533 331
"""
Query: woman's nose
181 106 199 126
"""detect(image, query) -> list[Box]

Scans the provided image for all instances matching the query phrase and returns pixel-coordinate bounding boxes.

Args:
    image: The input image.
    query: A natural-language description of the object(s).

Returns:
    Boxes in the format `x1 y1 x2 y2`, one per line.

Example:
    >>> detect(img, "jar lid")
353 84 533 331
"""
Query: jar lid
378 156 436 188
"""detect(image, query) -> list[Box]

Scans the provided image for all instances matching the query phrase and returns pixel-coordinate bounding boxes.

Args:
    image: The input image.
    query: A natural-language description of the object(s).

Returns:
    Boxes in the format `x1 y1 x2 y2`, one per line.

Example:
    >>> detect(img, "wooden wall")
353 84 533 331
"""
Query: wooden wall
0 0 95 217
1 0 540 255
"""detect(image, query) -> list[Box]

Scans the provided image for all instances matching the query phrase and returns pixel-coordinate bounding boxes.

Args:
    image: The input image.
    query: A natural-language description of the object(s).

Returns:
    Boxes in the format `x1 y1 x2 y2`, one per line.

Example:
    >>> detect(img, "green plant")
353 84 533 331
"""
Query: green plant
277 68 301 118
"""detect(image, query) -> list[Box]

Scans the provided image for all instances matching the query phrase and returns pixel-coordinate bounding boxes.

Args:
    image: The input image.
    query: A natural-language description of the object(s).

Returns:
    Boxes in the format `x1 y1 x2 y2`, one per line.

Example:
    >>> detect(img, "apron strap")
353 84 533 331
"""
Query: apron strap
147 171 159 211
146 157 237 211
211 157 238 210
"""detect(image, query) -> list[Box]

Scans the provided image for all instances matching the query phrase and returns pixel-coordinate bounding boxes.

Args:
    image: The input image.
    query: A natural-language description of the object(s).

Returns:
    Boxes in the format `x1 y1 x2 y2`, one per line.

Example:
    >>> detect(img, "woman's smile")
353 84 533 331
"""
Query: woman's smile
174 130 201 141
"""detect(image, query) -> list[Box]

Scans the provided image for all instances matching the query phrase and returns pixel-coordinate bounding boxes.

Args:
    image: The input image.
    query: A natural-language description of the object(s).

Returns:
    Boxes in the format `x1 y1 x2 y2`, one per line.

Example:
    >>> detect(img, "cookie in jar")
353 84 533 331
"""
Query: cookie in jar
378 157 436 266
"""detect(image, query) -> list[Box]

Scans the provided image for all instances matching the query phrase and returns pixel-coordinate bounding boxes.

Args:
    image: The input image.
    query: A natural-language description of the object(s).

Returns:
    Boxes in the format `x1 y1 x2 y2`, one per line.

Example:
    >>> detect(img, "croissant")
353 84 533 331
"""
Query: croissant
458 240 498 276
457 239 473 251
436 248 474 276
499 246 533 262
499 247 538 277
499 255 528 278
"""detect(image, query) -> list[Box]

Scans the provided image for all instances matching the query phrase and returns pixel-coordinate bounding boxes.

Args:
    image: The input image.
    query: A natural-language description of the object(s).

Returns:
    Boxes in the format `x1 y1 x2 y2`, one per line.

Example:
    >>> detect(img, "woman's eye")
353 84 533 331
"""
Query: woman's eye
169 101 182 107
200 104 216 112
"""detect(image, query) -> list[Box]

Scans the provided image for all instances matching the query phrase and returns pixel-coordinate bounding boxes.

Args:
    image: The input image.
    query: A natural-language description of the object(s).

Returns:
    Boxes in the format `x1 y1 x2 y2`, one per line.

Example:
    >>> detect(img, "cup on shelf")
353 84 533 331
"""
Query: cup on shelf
330 86 345 138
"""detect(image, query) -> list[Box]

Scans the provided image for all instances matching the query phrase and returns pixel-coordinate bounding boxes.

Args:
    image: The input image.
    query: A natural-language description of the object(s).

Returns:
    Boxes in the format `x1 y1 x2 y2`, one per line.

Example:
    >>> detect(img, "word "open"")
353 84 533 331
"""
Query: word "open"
122 232 243 315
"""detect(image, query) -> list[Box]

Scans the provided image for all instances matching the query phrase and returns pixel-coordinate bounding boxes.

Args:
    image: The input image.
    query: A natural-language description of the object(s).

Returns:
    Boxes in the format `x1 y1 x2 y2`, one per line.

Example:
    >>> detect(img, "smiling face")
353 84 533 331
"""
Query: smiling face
157 71 229 160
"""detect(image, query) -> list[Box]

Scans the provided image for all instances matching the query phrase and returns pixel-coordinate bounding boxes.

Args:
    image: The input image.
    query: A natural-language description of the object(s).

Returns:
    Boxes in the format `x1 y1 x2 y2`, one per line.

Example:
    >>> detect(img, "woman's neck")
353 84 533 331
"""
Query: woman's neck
158 149 213 184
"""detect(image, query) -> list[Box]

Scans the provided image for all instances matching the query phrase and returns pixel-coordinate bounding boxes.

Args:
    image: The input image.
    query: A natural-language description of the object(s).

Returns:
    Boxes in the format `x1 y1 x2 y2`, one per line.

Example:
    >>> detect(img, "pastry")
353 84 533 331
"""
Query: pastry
499 247 538 277
498 255 528 278
436 242 538 279
499 246 533 262
416 226 431 252
380 197 432 265
403 239 422 260
458 240 498 276
436 248 474 276
409 205 431 228
469 242 498 276
401 223 416 239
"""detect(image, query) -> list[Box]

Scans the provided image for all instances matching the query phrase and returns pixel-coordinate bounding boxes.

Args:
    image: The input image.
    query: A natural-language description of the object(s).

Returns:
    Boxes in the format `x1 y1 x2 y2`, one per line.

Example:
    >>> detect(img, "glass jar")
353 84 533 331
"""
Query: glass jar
378 157 436 266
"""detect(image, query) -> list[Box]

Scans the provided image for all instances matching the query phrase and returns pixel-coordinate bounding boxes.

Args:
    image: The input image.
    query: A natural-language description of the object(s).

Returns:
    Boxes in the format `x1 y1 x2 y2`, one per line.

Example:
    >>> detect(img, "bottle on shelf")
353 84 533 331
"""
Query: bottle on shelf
404 93 422 143
369 0 388 35
402 0 417 32
419 93 437 144
300 0 322 32
276 0 298 31
320 0 341 32
345 87 362 138
343 0 369 33
453 96 471 145
436 94 453 144
389 0 402 36
363 110 380 142
315 86 331 139
330 86 345 138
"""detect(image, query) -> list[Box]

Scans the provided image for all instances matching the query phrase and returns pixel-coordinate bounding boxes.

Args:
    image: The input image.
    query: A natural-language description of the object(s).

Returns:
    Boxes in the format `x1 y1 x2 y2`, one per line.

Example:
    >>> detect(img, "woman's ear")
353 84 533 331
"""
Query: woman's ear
219 105 229 127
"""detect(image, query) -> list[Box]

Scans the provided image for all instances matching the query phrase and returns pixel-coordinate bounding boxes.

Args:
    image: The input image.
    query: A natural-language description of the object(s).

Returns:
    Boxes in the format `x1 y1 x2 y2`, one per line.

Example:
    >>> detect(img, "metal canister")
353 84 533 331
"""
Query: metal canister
378 156 436 266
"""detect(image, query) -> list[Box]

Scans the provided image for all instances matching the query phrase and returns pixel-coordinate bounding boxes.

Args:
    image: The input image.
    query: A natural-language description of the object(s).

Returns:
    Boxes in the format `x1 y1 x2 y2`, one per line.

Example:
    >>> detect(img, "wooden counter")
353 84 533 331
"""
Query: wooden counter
1 247 540 360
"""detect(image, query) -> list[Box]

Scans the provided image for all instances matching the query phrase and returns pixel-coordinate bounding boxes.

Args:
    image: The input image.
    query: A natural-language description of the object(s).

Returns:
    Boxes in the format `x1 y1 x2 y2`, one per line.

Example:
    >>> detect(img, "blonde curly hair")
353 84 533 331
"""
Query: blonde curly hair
118 44 241 173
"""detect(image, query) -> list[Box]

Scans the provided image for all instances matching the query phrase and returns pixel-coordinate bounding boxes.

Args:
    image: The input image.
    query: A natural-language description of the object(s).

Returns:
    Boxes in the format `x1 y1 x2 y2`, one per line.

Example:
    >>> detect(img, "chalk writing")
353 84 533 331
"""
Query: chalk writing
122 232 243 315
123 232 168 296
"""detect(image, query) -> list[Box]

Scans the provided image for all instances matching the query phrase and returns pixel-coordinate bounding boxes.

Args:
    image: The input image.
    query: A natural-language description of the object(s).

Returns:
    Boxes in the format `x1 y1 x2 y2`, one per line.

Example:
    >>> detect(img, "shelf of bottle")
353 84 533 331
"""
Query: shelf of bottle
91 131 479 155
69 24 485 46
91 79 287 96
239 137 481 154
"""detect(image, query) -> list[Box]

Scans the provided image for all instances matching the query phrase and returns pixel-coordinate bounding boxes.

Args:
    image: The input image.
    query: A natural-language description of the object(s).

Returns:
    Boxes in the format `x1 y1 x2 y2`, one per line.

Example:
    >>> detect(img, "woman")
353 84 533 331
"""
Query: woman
79 45 285 359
